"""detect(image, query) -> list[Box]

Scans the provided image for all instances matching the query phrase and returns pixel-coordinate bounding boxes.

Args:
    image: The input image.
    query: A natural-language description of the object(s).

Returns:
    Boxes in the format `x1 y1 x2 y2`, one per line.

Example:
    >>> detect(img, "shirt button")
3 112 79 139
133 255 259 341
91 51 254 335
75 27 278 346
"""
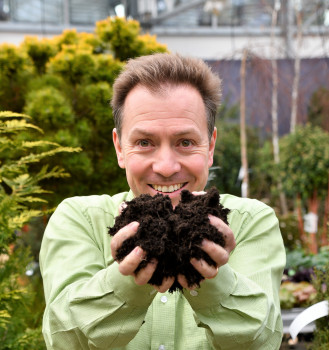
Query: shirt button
158 345 165 350
190 290 198 297
160 295 168 303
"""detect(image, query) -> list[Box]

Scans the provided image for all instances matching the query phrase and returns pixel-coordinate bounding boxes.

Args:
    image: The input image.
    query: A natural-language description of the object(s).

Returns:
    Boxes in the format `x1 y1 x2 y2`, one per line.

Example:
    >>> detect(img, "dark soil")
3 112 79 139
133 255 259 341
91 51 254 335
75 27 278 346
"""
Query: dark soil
108 187 230 292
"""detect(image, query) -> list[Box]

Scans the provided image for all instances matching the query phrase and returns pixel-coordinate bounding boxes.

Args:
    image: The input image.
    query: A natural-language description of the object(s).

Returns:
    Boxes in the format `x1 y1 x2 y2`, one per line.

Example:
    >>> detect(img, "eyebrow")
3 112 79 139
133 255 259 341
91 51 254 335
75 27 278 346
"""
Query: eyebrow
130 127 200 138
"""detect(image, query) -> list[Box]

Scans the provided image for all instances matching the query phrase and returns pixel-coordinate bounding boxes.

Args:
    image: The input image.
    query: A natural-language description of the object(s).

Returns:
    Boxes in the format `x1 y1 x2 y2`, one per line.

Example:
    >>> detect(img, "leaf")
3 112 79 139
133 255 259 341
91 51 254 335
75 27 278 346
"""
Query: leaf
0 119 43 134
21 140 61 148
0 111 31 119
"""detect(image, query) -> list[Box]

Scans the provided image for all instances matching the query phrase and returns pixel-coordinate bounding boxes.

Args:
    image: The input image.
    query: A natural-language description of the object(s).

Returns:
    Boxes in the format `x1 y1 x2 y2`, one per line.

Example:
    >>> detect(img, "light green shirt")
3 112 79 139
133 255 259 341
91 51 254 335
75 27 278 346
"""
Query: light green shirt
40 191 285 350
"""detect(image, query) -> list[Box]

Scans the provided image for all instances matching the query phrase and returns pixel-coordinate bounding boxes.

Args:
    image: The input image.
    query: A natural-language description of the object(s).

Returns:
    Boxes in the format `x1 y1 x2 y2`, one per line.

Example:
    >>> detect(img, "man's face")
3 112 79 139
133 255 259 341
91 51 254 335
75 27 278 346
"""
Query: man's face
113 84 217 207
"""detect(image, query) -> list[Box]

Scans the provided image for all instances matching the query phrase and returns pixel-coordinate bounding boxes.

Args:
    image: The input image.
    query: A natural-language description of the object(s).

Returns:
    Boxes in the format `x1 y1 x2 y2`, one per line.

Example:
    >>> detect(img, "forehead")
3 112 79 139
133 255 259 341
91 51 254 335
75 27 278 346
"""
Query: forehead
121 84 206 127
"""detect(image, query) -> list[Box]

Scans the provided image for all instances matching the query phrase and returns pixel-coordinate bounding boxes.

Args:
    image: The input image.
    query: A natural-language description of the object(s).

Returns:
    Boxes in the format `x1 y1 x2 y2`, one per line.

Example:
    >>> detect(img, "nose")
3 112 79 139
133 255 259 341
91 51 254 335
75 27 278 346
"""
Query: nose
152 146 181 178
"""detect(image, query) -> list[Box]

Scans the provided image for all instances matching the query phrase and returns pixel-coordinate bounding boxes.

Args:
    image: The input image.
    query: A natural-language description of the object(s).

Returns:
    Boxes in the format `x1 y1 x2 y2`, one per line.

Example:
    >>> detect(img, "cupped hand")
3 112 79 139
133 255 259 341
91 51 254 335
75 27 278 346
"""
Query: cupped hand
178 214 236 290
110 220 175 293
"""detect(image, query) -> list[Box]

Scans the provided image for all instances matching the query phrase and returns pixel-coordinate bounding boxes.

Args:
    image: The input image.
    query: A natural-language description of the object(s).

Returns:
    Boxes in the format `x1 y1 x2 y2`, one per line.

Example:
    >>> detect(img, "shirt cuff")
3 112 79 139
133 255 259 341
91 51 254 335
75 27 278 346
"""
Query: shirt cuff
106 261 157 307
183 263 236 310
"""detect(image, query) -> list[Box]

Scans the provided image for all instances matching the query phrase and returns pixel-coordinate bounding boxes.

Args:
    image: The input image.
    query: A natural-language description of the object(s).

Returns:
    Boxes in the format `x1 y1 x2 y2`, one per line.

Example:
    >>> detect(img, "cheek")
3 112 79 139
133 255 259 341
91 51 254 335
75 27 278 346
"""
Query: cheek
125 157 149 179
185 155 210 175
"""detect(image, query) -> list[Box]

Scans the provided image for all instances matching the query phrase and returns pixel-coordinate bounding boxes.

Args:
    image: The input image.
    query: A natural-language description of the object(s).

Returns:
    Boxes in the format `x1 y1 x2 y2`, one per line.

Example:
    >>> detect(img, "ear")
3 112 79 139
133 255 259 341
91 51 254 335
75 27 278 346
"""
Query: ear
112 128 125 169
208 127 217 168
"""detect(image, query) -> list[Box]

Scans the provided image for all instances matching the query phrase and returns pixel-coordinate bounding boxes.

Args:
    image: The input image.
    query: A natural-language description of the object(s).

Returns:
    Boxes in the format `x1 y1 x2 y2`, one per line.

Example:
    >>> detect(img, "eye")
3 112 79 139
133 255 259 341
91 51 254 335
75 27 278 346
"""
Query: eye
181 139 192 147
138 139 150 147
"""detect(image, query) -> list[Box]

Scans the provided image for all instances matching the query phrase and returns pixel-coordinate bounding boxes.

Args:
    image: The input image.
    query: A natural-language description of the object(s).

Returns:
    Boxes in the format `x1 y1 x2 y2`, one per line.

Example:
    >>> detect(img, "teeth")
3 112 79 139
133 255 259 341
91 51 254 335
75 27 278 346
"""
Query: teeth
152 183 184 193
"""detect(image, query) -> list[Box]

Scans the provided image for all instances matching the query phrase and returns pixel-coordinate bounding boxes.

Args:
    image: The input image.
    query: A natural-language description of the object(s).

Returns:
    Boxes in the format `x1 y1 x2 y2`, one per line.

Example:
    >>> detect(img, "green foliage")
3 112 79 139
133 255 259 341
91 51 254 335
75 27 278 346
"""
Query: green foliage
0 247 45 349
279 124 329 200
22 37 56 75
91 54 124 84
252 141 277 197
0 44 31 112
285 247 329 272
24 87 74 129
308 87 329 132
95 17 167 60
0 110 80 247
0 111 80 348
48 45 95 85
278 213 302 250
54 29 80 49
208 103 262 197
0 44 26 78
309 263 329 349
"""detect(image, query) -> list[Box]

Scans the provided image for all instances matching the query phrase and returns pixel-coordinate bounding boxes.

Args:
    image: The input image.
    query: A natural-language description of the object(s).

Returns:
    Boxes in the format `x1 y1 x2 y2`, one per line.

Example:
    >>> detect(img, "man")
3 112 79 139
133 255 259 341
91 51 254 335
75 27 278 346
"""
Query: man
40 53 285 349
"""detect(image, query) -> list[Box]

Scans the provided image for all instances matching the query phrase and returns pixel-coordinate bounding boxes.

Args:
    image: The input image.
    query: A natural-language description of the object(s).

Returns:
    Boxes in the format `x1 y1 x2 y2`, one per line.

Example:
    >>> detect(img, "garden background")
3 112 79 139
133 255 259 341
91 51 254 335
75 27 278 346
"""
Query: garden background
0 16 328 349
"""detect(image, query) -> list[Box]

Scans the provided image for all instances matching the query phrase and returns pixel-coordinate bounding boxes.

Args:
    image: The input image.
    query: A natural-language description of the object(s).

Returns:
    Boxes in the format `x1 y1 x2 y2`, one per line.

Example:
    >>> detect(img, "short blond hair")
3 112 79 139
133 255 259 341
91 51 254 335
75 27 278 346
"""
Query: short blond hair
111 53 222 140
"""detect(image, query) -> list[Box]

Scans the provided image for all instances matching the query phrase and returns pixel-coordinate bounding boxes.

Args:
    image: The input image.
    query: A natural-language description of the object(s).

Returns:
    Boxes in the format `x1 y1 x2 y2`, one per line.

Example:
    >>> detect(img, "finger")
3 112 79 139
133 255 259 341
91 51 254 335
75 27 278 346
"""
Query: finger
208 214 236 253
119 201 127 214
177 274 201 290
110 221 139 259
153 276 175 293
118 246 145 276
134 259 158 285
201 239 230 267
190 257 219 279
192 191 207 196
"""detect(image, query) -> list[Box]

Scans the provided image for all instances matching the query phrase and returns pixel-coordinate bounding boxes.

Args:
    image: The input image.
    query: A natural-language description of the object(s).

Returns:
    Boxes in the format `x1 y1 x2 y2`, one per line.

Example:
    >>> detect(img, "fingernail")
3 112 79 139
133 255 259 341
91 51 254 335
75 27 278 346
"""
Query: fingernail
192 191 206 195
129 221 139 230
133 246 143 257
202 239 210 247
120 202 127 209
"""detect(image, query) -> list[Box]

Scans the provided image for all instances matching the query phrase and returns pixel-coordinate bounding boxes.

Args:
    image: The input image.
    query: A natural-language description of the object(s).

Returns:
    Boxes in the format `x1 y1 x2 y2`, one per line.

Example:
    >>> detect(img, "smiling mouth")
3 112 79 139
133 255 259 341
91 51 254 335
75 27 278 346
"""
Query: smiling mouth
149 183 187 194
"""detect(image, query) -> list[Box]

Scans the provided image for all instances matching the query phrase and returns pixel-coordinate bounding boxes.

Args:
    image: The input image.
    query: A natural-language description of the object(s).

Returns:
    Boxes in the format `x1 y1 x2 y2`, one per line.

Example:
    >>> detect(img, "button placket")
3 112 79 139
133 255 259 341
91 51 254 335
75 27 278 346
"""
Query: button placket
151 292 175 350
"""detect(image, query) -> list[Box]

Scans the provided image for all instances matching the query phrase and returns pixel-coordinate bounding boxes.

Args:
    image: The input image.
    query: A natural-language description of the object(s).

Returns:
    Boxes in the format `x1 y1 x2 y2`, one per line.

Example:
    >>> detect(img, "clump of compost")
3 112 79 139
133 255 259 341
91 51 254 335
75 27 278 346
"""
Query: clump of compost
108 187 230 292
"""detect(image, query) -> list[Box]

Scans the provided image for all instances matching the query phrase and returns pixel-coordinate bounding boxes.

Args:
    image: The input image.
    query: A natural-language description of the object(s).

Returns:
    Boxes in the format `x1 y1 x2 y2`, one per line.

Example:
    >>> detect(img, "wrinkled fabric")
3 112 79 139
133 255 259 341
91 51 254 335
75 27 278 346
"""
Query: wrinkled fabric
40 191 285 350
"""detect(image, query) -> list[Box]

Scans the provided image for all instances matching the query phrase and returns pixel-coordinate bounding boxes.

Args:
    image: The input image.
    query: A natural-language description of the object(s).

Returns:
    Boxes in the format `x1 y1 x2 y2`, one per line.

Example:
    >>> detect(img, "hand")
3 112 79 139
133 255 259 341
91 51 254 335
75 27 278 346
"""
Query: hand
177 214 236 289
110 220 175 293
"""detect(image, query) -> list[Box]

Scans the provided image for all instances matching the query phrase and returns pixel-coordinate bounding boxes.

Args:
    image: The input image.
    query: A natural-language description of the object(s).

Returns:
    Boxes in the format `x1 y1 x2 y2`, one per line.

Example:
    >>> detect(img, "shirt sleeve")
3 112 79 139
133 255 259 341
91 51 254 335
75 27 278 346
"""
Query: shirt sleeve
182 203 286 350
39 197 156 350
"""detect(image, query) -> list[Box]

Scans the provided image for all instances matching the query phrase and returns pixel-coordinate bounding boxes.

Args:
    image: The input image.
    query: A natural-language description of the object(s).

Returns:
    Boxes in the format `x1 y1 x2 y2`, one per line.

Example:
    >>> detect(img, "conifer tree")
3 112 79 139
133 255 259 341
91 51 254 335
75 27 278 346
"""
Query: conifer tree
0 111 80 348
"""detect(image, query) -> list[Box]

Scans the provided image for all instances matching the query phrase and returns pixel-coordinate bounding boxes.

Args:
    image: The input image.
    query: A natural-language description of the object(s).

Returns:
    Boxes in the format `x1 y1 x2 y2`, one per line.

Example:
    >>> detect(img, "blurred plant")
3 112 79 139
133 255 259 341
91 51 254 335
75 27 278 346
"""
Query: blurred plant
0 44 31 112
309 263 329 349
95 17 167 61
252 140 278 202
278 213 301 250
48 44 95 86
308 87 329 132
209 102 262 197
0 111 80 348
258 124 329 252
280 247 329 309
280 281 316 309
279 124 329 201
279 124 329 253
21 37 56 75
24 87 74 129
285 246 329 279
